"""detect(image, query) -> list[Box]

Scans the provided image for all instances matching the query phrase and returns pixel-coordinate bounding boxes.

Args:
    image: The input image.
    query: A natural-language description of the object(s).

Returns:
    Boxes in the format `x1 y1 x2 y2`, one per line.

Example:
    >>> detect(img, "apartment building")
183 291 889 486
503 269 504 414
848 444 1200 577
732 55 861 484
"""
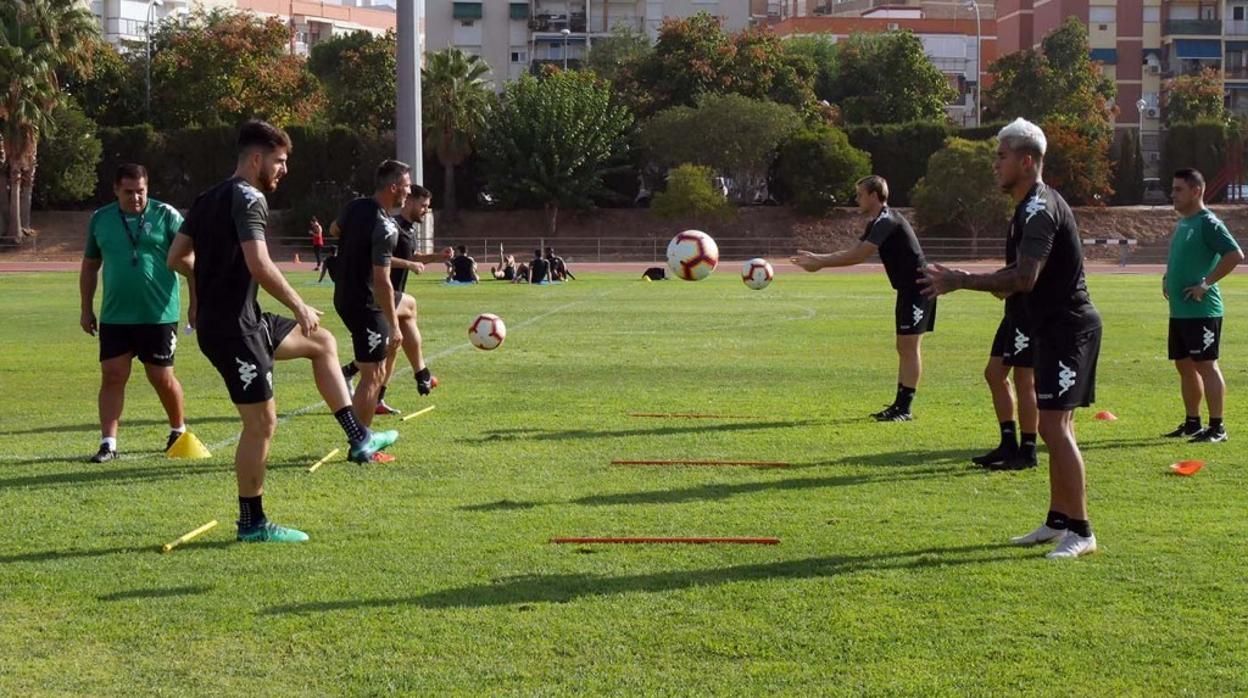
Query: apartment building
773 14 997 124
754 1 996 22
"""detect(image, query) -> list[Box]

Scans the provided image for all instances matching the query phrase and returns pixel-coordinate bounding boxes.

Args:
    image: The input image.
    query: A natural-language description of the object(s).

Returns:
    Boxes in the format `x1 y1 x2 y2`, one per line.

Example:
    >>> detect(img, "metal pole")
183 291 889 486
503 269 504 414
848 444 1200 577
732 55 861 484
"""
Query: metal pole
397 0 423 183
145 1 156 119
968 1 981 126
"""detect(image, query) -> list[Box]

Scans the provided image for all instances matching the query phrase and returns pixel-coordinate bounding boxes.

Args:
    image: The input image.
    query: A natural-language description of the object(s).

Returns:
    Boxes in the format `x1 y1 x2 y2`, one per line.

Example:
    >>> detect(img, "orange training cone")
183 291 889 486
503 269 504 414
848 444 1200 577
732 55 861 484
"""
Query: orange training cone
1169 460 1205 476
1094 411 1117 421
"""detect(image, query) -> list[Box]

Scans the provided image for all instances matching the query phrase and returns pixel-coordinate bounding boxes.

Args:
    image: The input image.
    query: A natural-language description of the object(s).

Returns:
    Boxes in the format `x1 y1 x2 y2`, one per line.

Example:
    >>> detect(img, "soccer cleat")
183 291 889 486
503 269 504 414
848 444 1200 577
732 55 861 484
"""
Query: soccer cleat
972 444 1017 467
1010 524 1066 546
416 373 435 396
1046 532 1097 559
371 451 396 463
375 400 402 416
348 429 399 463
869 405 893 419
89 445 118 463
236 520 309 543
1164 422 1203 438
985 452 1038 471
1189 425 1228 443
165 431 181 452
872 405 913 422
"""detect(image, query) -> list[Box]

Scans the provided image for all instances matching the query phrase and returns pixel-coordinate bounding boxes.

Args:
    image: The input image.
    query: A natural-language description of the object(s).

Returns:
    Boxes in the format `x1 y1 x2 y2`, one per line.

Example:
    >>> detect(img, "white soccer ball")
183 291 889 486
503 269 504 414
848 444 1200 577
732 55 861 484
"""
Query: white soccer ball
742 258 774 290
666 230 719 281
469 313 506 351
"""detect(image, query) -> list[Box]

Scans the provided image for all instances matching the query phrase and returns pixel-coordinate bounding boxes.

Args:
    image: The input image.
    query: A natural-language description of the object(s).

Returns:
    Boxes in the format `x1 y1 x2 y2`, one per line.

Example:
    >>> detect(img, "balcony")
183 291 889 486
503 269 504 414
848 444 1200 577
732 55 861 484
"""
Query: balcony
1228 19 1248 35
1226 66 1248 79
1164 19 1222 36
1163 60 1222 78
530 13 587 33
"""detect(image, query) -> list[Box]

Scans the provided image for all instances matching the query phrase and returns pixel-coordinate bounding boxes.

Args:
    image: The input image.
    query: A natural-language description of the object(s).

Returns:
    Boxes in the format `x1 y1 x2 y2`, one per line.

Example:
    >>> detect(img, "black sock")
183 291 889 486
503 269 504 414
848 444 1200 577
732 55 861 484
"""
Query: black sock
1045 510 1069 531
1068 518 1092 538
998 421 1018 450
1020 433 1037 459
895 384 916 412
1210 417 1224 430
1186 415 1202 430
342 362 359 379
334 407 369 446
239 495 265 529
377 385 387 402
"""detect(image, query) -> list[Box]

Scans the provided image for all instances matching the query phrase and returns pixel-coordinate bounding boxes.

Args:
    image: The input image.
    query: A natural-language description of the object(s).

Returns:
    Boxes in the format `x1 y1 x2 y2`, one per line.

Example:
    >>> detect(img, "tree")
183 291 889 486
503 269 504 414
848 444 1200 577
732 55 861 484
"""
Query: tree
1111 130 1145 205
985 17 1116 125
480 71 632 235
651 164 733 222
1040 116 1114 205
422 48 493 221
1163 67 1230 126
586 25 652 84
0 0 98 241
775 125 871 214
638 94 802 202
32 102 101 207
912 137 1011 256
783 36 838 103
827 30 955 124
58 37 143 128
147 9 324 128
308 30 397 132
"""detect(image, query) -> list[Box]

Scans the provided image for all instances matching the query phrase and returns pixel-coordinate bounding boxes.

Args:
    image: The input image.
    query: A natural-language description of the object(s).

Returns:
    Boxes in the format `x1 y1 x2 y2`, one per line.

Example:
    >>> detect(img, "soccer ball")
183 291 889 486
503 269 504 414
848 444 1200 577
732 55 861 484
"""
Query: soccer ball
742 258 774 290
666 230 719 281
469 313 506 350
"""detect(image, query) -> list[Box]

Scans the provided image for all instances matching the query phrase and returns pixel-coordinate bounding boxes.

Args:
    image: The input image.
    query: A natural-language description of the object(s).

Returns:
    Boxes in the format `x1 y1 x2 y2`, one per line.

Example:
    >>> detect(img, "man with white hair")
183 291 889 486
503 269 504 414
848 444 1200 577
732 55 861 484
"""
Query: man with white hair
919 118 1102 559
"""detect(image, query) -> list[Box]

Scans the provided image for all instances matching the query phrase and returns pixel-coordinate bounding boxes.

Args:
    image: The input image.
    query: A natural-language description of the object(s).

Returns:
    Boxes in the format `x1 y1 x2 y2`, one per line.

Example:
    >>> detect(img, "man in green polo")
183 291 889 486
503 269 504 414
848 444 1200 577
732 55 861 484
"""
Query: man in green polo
1163 168 1244 443
80 163 191 462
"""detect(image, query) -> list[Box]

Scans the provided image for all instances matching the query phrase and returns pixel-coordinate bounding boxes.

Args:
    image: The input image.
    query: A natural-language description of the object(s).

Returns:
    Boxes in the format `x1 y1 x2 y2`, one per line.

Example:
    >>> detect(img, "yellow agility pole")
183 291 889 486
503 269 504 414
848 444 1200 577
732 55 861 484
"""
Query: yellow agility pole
402 405 436 422
161 519 219 553
308 447 341 473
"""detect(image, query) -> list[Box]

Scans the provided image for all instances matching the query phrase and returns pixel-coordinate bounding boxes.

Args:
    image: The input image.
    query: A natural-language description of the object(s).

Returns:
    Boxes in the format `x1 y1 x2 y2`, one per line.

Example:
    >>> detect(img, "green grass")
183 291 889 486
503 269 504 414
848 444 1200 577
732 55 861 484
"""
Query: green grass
0 269 1245 696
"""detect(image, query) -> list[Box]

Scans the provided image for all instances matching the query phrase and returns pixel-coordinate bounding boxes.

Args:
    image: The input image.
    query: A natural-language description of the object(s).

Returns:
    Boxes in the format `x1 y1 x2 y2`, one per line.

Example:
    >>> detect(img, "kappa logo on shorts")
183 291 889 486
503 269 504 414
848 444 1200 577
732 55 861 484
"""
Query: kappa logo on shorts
912 304 925 325
367 328 382 352
266 371 273 389
235 357 259 390
1203 326 1216 350
154 332 177 361
1057 360 1077 397
1013 328 1030 355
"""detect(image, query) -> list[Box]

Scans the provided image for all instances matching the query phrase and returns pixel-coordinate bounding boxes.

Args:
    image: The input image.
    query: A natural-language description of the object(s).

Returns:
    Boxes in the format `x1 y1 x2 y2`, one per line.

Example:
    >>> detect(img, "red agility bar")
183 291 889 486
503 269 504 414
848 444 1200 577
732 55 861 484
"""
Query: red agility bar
550 536 780 545
612 459 791 468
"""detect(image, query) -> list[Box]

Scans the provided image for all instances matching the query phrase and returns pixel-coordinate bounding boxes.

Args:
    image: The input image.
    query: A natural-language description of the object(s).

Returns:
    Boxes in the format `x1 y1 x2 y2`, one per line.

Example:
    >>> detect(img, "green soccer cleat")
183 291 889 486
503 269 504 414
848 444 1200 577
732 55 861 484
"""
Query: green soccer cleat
236 521 309 543
348 430 399 463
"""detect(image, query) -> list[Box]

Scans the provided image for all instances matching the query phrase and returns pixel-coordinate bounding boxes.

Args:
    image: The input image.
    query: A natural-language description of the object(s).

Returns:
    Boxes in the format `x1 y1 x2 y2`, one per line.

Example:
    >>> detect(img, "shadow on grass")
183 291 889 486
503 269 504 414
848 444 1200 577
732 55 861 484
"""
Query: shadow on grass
0 462 226 488
261 542 1020 614
472 419 851 444
98 585 213 602
0 540 232 564
0 416 238 437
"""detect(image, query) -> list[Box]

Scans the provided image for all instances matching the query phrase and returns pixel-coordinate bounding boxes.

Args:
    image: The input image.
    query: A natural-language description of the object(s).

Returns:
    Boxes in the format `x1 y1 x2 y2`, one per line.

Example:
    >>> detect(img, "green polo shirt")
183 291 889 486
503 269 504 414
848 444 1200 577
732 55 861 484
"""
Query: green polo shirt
1166 209 1240 319
84 200 183 325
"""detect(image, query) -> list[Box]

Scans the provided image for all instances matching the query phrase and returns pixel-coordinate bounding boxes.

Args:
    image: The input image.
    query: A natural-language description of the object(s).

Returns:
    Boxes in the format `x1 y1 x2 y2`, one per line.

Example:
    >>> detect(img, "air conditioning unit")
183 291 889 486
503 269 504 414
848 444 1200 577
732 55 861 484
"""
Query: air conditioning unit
1144 106 1161 118
1146 64 1161 75
887 22 900 31
1147 152 1162 163
460 19 475 26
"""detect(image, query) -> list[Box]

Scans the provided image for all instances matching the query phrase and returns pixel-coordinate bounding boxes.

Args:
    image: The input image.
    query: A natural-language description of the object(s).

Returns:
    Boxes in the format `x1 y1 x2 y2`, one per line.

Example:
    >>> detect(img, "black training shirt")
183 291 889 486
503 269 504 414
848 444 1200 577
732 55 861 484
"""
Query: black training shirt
333 197 398 315
391 215 417 295
530 257 550 283
184 176 268 337
860 207 925 291
451 254 476 282
1014 182 1099 332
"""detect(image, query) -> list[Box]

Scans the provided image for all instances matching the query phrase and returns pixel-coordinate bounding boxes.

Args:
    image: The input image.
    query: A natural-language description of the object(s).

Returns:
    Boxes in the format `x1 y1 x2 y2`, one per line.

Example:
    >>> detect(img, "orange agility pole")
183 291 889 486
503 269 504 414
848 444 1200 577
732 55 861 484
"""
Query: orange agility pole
612 459 791 468
551 536 780 545
629 413 756 420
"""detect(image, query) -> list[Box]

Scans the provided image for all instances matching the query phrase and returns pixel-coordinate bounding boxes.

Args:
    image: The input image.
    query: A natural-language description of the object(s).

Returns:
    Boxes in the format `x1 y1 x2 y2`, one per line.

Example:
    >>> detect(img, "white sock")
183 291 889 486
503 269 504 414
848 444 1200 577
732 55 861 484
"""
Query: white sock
101 436 117 451
171 424 186 434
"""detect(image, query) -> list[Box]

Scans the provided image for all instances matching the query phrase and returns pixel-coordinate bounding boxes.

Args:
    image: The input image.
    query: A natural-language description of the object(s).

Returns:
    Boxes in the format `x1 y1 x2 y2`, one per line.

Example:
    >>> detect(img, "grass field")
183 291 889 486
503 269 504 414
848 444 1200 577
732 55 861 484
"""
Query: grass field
0 268 1245 696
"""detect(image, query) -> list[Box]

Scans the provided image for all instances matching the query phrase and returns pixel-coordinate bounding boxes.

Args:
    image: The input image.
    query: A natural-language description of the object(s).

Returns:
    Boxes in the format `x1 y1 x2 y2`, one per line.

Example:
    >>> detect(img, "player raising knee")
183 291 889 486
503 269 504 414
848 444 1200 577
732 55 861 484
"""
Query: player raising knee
791 175 935 422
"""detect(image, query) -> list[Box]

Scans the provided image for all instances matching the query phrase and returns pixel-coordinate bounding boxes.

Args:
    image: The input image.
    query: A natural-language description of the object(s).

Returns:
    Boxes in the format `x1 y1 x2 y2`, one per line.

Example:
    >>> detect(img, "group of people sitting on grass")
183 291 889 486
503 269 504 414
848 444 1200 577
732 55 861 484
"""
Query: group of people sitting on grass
489 248 575 284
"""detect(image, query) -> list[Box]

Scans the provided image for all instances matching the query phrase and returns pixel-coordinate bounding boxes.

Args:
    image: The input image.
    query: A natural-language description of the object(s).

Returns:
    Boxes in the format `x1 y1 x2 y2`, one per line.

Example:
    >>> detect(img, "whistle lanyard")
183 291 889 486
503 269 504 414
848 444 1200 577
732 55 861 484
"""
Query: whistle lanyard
118 206 147 267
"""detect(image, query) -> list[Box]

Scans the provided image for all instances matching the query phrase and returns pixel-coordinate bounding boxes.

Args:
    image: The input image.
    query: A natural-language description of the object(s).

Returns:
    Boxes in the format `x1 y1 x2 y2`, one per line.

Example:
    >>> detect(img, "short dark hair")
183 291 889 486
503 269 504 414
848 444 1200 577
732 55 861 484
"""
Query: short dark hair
856 175 889 203
1174 168 1205 189
410 184 432 200
115 163 148 185
237 120 292 154
376 160 411 189
456 245 466 254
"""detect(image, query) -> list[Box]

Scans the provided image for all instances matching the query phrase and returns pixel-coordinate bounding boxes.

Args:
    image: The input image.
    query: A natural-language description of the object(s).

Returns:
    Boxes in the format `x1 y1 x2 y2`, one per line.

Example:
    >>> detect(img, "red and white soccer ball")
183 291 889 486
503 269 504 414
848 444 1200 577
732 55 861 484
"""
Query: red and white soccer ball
666 230 719 281
469 313 506 351
742 258 774 290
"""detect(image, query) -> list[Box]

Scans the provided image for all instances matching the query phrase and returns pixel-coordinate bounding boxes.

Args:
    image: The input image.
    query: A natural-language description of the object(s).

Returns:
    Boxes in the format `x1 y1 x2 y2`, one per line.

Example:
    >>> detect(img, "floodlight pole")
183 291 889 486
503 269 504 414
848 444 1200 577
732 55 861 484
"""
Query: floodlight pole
397 0 424 184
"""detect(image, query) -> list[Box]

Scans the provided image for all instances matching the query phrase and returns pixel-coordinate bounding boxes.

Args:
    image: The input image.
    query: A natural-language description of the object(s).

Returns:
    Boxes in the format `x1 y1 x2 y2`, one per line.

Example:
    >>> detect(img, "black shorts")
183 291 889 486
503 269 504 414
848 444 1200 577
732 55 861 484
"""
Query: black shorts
99 323 178 366
895 290 937 335
342 309 389 364
1034 324 1101 411
989 317 1034 368
1168 317 1222 362
198 312 298 405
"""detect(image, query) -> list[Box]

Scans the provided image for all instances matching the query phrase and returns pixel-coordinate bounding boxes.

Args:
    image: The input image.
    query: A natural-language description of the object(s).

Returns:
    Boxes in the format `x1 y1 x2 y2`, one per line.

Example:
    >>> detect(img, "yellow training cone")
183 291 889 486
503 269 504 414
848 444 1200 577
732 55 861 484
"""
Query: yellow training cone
167 431 212 459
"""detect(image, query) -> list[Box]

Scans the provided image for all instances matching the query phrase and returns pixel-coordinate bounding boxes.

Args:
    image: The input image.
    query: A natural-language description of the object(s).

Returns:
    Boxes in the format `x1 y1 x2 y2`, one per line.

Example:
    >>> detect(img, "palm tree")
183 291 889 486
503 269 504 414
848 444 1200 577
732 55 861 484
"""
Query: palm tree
0 0 98 242
422 47 492 222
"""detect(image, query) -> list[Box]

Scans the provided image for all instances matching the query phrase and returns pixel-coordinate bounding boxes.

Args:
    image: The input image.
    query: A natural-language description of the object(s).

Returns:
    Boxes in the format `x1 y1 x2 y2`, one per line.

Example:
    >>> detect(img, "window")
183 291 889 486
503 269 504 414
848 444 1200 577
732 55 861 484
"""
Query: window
1089 7 1115 24
1143 7 1160 23
1201 6 1217 20
510 50 528 63
1237 7 1246 21
452 2 483 20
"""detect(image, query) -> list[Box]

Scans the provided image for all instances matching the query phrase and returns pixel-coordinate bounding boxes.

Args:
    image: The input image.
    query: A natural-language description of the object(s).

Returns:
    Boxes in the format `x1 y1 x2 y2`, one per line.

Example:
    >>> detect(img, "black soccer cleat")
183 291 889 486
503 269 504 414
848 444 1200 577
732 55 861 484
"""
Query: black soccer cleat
415 367 434 396
873 405 913 422
985 452 1038 471
1189 425 1228 443
89 444 118 463
1164 422 1203 438
972 444 1018 467
165 431 181 452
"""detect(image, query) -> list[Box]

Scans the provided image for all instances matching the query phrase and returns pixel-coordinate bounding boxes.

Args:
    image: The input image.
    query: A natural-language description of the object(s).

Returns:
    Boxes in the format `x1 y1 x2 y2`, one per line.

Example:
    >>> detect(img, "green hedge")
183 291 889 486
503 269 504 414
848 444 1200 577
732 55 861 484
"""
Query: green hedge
842 121 1001 207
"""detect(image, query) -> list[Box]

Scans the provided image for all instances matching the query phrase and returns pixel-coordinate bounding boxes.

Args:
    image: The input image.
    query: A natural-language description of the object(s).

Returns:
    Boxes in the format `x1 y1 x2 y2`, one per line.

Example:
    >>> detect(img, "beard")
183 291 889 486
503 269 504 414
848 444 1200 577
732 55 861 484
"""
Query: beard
258 169 282 192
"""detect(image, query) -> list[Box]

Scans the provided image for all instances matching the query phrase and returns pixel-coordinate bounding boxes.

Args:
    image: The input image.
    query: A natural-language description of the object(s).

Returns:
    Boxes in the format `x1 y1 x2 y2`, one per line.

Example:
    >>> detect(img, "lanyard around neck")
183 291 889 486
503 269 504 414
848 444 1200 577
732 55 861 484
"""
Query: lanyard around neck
118 205 147 266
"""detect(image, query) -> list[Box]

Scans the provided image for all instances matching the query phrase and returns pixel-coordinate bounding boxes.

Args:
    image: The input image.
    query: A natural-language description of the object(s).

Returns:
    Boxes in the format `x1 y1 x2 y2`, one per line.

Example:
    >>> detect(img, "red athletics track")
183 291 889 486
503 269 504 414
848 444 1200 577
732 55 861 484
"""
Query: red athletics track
0 260 1169 274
